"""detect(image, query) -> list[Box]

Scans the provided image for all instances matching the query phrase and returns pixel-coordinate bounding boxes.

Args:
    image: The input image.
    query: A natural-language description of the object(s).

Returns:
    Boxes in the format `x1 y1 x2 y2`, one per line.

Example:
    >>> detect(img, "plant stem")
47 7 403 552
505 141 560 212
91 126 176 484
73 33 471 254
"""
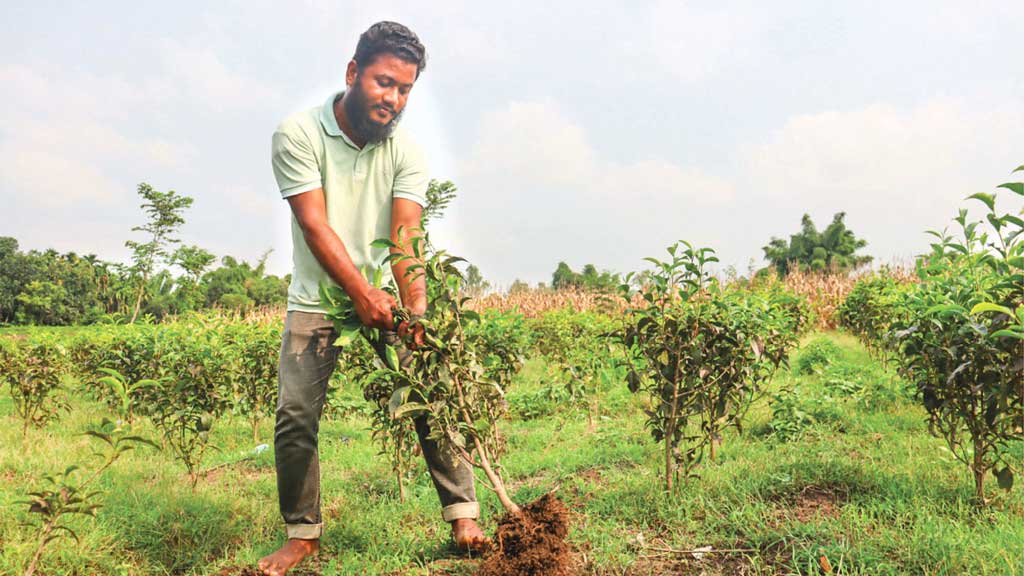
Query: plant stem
473 435 520 515
24 521 53 576
129 280 145 324
451 371 520 515
973 436 986 503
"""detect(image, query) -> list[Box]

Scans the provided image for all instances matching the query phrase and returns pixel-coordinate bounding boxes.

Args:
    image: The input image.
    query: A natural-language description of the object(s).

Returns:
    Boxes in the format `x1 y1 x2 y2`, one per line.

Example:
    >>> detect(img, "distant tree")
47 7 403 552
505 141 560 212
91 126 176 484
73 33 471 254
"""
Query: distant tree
552 261 579 289
0 237 27 322
763 212 872 275
0 231 286 325
14 281 69 325
508 279 530 294
463 264 491 297
0 242 115 325
125 183 193 323
202 253 287 310
173 245 216 282
142 270 180 319
172 245 216 312
421 179 457 226
551 261 620 292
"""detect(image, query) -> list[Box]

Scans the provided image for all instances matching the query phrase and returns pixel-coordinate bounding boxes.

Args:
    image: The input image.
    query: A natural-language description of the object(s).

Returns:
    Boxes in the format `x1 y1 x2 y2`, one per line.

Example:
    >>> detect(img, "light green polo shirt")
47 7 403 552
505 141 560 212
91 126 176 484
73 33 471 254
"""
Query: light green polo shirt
271 92 429 313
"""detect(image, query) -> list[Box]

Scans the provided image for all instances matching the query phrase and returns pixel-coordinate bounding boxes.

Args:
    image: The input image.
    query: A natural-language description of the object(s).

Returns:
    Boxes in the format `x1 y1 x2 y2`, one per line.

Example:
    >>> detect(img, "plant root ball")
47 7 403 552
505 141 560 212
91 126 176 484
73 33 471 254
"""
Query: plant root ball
478 494 575 576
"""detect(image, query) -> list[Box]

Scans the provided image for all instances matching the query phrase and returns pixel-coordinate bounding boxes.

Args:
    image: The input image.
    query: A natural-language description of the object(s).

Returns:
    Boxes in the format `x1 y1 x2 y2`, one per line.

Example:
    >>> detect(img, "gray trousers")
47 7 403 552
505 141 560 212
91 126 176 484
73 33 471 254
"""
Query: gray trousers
275 311 478 539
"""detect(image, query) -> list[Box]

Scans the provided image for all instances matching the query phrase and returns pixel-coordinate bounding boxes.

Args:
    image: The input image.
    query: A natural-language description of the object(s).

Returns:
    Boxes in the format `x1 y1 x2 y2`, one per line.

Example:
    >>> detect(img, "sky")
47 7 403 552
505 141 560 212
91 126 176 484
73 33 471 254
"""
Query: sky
2 1 1022 288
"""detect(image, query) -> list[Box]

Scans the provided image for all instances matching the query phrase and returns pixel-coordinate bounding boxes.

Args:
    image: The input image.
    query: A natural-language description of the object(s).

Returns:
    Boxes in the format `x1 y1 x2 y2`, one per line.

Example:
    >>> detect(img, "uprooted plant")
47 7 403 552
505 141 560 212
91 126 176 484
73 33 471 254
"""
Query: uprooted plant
322 229 574 575
321 267 419 501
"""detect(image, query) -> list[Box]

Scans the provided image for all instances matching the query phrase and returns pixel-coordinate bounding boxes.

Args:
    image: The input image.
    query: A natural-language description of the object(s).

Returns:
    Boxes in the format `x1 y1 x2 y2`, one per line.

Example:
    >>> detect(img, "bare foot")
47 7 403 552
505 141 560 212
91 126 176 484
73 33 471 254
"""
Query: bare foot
451 518 491 554
257 538 319 576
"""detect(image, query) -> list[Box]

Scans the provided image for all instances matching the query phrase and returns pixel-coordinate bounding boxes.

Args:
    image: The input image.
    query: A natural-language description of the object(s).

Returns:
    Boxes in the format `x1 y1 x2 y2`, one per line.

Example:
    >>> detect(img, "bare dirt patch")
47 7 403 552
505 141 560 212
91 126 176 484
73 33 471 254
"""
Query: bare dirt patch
604 537 794 576
478 494 576 576
616 554 757 576
774 483 849 523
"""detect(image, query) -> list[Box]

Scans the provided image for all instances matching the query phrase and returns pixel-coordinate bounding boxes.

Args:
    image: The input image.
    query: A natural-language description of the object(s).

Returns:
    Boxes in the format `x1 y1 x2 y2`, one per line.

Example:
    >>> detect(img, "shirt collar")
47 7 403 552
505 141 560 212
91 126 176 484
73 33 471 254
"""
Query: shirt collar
319 91 361 149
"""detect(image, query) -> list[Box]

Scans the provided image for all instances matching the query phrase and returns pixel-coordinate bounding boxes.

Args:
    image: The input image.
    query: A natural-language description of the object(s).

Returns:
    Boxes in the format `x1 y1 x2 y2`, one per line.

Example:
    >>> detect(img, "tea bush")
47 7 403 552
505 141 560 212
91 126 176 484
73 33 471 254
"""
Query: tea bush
892 169 1023 502
0 334 70 441
617 241 802 491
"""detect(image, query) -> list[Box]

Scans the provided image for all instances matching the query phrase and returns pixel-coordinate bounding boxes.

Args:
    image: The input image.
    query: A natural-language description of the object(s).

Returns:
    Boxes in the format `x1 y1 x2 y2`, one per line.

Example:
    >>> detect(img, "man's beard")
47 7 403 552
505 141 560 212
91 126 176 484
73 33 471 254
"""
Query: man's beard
343 83 403 145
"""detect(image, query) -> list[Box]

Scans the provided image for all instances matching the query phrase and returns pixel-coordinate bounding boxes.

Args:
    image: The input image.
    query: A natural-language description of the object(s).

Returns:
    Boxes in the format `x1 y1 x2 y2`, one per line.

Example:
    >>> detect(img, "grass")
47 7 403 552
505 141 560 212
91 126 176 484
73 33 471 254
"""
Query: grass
1 330 1022 575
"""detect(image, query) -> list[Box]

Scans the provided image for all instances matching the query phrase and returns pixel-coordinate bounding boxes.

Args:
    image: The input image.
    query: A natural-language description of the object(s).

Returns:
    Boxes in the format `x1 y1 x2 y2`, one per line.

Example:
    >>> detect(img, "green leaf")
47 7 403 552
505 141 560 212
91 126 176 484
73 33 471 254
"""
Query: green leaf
997 182 1023 197
996 467 1013 491
388 386 410 415
384 345 401 371
333 325 361 347
970 302 1014 316
82 430 114 446
96 367 124 380
442 256 467 266
925 303 966 316
966 192 995 211
1013 165 1024 174
370 238 398 249
1002 215 1024 230
129 379 159 391
392 402 428 418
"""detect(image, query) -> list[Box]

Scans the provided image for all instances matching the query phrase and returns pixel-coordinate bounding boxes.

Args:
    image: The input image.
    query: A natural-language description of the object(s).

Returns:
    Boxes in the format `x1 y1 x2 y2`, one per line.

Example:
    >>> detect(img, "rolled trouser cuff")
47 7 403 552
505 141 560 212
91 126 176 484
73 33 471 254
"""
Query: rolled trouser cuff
441 502 480 522
286 523 323 540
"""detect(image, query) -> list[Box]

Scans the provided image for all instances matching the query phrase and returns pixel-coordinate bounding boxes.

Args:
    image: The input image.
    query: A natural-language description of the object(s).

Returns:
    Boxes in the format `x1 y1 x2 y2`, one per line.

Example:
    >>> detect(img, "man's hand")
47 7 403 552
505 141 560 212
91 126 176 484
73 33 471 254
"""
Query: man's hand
353 287 399 330
397 314 425 349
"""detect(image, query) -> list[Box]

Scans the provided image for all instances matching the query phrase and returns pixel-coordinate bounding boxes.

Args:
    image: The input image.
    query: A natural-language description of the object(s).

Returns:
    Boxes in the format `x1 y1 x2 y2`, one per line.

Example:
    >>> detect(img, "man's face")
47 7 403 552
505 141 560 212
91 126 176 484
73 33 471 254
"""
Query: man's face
344 53 418 144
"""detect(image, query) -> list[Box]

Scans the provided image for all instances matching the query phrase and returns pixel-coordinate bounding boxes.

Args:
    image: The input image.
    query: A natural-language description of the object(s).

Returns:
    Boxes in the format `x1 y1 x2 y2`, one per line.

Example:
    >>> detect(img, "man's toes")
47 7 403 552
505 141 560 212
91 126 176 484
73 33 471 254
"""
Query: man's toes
257 557 280 576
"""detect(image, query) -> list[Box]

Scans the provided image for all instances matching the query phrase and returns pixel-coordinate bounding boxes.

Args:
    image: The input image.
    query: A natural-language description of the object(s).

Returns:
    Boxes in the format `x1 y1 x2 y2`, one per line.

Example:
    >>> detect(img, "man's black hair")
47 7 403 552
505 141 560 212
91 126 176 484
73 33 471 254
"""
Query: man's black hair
353 21 427 77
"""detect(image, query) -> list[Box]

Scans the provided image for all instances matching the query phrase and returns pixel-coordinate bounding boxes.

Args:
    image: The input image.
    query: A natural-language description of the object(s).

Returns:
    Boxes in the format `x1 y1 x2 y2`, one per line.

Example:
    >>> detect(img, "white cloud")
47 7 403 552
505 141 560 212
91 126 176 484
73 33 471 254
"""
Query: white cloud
742 97 1024 263
0 39 282 208
151 40 283 112
0 65 197 205
453 96 1023 286
223 184 275 216
462 100 733 204
454 100 735 285
645 0 755 83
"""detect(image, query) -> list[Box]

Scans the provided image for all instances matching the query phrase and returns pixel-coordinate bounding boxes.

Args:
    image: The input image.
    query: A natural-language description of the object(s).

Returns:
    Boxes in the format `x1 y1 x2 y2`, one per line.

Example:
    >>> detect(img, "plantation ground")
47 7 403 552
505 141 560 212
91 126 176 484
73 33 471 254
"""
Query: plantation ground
1 331 1022 575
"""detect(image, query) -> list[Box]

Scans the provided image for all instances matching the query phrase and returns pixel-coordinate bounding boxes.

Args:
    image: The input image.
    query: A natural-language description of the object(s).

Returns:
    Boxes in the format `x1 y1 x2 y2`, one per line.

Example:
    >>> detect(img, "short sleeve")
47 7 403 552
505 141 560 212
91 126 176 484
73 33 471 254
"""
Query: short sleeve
271 121 322 198
392 132 429 206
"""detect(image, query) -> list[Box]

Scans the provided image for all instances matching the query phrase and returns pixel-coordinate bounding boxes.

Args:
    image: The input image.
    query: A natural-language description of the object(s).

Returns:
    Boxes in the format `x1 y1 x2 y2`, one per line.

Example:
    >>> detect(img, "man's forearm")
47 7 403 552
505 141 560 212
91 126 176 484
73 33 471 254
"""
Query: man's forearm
391 254 427 313
389 198 427 315
301 222 371 302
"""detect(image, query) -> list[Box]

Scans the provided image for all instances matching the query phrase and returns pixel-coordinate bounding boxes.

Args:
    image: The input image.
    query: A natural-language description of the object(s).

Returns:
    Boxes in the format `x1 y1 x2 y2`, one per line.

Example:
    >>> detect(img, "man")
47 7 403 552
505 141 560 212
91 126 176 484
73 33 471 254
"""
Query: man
259 21 487 576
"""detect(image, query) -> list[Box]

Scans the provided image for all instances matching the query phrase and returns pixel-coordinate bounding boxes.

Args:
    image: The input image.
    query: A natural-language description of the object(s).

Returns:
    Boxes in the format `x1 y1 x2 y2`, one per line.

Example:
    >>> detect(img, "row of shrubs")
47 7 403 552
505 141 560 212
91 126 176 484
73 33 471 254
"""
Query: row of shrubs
837 171 1023 502
1 277 813 478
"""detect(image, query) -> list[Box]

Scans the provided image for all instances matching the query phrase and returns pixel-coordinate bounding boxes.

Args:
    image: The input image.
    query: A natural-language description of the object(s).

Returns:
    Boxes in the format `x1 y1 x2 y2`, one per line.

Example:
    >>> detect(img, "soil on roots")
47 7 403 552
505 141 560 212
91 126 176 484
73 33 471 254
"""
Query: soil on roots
478 494 575 576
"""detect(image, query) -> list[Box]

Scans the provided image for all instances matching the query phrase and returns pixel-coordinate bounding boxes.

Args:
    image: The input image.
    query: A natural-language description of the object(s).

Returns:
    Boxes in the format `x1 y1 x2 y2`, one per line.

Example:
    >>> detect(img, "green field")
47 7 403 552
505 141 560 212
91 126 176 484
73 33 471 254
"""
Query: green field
1 330 1021 575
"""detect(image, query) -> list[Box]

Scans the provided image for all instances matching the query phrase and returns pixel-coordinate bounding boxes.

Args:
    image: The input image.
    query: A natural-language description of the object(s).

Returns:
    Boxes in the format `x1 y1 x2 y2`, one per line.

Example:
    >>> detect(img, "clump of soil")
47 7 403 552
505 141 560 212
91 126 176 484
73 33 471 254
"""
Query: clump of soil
478 494 575 576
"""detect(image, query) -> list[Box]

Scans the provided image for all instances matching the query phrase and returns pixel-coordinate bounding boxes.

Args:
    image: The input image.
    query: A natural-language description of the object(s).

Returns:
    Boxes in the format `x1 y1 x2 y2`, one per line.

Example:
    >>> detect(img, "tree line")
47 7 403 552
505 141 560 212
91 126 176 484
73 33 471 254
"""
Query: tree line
1 175 872 325
0 183 288 325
